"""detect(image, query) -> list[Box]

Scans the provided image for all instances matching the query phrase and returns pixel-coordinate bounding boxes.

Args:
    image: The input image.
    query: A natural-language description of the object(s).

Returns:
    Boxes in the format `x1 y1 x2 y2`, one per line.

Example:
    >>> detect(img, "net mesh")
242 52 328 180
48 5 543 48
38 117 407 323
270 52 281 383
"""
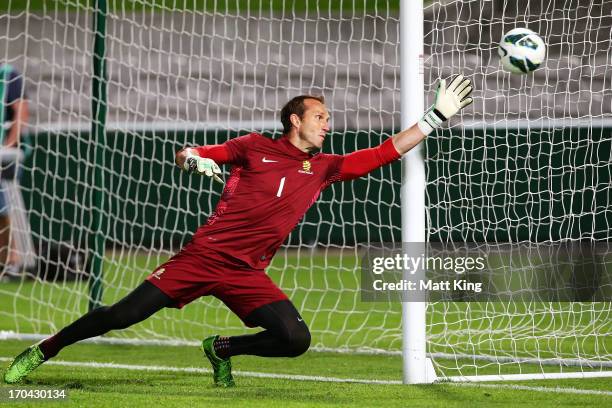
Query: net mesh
424 0 611 376
0 0 609 379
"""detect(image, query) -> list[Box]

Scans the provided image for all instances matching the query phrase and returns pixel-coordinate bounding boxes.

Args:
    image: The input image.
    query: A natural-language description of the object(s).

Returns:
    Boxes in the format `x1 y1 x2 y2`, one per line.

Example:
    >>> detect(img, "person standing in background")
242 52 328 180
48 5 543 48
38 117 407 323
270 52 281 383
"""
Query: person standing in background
0 64 29 280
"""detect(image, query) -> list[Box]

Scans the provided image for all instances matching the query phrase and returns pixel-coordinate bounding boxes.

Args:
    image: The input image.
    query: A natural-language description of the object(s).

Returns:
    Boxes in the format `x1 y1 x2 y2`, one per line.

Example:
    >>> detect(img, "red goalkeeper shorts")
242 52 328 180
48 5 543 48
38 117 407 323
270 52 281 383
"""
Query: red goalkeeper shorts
145 242 288 326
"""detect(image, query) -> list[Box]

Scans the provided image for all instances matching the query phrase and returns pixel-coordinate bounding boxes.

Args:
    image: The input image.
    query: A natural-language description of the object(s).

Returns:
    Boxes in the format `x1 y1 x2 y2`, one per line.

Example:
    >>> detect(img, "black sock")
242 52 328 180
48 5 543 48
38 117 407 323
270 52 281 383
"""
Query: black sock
220 300 311 358
213 336 231 359
39 281 172 359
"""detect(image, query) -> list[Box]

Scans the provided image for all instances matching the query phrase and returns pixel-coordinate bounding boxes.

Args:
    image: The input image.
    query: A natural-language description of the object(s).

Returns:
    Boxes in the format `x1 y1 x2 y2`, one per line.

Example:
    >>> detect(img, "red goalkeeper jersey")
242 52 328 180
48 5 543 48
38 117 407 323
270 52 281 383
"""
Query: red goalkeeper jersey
192 133 399 269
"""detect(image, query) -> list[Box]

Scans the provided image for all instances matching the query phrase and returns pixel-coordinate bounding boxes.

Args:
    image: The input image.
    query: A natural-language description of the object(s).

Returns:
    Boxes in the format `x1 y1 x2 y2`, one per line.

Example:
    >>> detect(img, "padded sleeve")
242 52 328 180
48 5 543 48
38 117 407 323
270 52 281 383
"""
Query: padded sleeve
335 137 401 182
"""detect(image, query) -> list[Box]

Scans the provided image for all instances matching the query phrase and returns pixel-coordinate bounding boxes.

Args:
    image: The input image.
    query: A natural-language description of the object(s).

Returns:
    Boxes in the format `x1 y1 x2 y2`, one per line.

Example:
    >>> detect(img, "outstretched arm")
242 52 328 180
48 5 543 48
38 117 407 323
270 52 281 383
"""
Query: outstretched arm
337 75 473 181
390 122 426 156
337 138 401 181
175 144 230 184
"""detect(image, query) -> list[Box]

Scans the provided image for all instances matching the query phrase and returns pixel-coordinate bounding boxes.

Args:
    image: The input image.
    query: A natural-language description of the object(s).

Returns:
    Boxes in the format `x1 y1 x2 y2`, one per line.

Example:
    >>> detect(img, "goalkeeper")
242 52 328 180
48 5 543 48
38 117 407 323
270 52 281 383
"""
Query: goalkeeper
4 76 472 387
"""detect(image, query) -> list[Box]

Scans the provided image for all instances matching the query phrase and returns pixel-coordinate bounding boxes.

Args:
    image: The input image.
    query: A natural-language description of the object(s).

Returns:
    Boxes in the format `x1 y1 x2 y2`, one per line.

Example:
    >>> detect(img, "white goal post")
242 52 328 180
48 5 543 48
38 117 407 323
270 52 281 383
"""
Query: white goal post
400 0 432 385
0 0 609 384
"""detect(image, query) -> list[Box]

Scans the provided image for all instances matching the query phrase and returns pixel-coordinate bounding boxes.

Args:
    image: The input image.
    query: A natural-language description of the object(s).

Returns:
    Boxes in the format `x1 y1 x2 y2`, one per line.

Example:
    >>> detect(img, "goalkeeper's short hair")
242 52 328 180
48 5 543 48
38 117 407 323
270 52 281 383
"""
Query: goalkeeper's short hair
280 95 325 134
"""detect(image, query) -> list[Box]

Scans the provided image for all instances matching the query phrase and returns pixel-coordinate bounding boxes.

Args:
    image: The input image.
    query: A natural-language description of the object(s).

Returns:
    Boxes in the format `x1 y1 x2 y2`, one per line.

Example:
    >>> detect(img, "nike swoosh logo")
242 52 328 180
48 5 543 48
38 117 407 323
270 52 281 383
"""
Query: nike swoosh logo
262 157 278 163
297 317 303 322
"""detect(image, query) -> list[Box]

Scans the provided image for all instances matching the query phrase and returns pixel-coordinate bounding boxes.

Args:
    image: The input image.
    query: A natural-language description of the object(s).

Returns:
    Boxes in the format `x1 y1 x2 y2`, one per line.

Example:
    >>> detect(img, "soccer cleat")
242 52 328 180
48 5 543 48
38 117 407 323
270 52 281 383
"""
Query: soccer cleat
201 335 235 387
4 344 45 383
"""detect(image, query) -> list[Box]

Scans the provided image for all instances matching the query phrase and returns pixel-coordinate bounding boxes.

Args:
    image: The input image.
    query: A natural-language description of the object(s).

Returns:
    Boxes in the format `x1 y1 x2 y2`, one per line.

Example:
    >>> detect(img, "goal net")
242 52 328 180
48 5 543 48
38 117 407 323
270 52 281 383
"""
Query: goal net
0 0 609 381
423 0 611 380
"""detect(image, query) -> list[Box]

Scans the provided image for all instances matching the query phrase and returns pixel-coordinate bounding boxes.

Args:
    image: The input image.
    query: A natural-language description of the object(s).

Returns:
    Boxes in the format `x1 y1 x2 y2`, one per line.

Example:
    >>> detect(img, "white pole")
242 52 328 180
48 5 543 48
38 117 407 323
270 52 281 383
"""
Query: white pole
400 0 430 384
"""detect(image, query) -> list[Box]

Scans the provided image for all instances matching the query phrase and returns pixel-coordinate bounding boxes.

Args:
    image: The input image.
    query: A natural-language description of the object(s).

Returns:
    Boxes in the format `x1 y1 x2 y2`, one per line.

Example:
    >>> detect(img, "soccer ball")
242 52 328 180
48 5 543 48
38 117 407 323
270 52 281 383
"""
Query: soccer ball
498 28 546 74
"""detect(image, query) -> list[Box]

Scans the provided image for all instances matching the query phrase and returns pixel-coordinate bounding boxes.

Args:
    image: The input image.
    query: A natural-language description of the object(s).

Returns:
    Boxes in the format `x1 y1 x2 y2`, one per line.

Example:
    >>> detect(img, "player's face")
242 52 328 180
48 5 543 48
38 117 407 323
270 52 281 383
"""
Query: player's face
296 99 330 151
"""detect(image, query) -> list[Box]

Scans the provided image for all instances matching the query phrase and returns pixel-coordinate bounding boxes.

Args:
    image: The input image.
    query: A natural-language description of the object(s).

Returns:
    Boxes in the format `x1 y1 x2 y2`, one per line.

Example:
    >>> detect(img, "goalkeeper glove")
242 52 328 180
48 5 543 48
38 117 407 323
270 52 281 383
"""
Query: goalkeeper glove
418 75 474 136
183 153 224 184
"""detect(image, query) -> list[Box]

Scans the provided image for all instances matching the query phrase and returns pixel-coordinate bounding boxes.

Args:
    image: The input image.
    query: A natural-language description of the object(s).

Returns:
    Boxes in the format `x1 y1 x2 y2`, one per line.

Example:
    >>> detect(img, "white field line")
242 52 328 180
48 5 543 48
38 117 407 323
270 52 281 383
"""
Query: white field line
0 357 610 396
3 332 611 368
447 382 612 397
446 371 612 382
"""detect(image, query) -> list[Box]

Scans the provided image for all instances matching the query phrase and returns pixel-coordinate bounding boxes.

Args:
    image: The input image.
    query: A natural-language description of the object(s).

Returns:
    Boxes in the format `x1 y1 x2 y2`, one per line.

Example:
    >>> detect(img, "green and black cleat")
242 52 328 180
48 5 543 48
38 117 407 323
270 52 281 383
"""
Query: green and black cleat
201 335 235 387
4 344 45 384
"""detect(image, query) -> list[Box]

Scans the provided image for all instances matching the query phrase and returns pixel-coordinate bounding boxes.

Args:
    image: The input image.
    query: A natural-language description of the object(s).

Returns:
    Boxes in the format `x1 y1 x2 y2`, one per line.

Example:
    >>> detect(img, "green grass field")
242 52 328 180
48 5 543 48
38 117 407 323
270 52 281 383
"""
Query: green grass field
1 251 611 406
0 340 611 407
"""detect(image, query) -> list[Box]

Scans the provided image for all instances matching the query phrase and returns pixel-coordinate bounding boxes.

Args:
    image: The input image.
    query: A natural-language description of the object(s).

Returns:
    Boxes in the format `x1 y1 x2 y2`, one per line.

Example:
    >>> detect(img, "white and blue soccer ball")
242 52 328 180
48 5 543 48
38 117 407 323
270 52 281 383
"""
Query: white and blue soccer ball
498 28 546 74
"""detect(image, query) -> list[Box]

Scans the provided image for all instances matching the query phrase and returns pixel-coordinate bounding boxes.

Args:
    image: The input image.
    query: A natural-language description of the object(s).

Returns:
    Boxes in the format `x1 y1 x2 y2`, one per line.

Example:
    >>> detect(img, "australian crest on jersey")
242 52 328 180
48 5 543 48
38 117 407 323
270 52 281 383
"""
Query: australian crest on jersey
298 160 313 175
